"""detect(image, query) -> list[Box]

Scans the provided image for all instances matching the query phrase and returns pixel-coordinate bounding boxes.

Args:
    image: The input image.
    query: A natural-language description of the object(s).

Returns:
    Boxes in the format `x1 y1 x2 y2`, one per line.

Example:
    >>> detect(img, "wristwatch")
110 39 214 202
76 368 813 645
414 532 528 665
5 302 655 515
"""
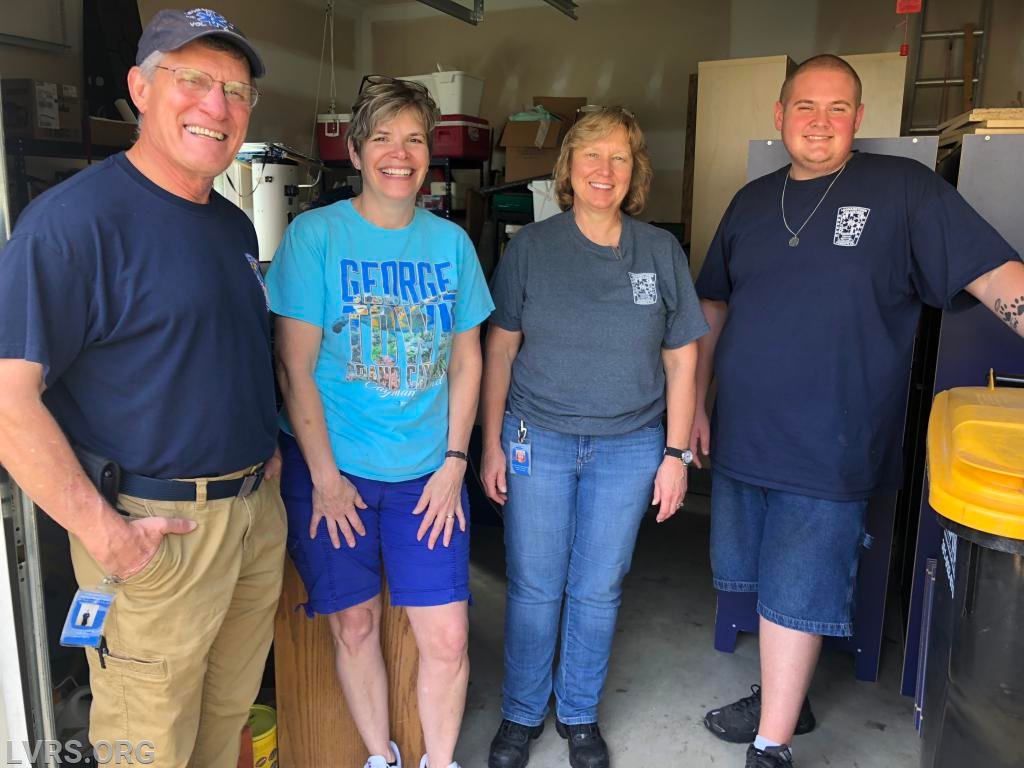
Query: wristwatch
664 446 694 466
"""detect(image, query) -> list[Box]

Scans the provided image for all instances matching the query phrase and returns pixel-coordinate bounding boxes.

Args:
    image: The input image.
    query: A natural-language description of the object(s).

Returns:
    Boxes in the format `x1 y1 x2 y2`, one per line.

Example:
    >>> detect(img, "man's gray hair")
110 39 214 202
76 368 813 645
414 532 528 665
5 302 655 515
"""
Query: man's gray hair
138 50 165 81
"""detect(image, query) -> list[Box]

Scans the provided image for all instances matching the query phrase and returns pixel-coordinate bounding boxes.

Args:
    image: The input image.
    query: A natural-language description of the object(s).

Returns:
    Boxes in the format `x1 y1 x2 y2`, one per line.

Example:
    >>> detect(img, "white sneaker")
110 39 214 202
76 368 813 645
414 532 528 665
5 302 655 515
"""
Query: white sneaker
364 740 401 768
417 757 459 768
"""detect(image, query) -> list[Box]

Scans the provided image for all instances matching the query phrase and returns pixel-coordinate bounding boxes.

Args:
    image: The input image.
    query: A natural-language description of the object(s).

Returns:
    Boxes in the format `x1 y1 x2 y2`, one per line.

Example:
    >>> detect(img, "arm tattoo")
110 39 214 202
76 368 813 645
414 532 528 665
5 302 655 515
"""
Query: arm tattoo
994 295 1024 331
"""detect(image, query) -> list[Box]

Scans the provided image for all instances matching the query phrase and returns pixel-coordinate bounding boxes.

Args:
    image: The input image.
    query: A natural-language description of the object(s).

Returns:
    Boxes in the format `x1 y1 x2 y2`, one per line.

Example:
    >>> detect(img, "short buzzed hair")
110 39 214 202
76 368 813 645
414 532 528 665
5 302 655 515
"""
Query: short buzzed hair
779 54 862 106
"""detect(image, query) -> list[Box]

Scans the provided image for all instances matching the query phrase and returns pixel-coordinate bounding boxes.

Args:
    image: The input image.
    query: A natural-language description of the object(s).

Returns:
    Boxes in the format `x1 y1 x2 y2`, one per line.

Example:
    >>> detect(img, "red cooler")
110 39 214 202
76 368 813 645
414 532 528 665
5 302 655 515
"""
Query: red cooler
317 113 351 161
433 114 491 160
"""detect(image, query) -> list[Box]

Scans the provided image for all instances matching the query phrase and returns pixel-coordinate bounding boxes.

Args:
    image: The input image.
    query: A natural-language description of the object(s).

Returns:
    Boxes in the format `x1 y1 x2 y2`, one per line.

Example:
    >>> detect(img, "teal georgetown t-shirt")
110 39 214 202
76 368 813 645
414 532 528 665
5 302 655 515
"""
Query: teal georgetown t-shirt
267 199 494 482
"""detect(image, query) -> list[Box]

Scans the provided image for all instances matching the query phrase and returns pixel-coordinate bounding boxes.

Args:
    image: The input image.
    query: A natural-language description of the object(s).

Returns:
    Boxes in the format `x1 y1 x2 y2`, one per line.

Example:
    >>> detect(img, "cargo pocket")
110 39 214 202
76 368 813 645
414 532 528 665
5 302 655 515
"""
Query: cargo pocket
101 651 168 680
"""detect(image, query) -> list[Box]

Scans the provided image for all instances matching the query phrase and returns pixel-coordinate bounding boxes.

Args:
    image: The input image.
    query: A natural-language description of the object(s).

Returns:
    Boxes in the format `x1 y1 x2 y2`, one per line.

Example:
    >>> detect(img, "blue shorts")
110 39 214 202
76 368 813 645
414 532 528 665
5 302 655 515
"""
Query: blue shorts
710 471 868 637
278 433 470 615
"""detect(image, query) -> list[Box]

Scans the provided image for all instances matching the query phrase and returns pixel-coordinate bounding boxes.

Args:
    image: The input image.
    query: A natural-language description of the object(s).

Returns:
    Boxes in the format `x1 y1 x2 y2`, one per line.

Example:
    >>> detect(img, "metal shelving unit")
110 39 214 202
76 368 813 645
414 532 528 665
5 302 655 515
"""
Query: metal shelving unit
4 137 128 223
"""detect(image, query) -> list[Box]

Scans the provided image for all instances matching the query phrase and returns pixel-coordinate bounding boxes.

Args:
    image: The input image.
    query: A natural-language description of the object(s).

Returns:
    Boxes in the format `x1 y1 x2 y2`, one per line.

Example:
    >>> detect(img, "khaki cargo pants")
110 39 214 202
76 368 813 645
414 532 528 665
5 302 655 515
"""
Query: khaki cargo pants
70 471 286 768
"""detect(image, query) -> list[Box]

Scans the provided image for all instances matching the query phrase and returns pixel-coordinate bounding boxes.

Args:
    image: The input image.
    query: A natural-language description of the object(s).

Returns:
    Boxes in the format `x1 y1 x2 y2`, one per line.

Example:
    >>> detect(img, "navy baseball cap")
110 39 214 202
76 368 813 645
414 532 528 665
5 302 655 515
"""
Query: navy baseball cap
136 8 266 78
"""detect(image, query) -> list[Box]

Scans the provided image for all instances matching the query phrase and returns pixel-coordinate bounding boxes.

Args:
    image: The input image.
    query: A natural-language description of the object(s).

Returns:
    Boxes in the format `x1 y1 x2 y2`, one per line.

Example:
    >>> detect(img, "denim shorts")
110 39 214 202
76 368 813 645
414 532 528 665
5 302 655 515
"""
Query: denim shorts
278 433 470 615
710 471 868 637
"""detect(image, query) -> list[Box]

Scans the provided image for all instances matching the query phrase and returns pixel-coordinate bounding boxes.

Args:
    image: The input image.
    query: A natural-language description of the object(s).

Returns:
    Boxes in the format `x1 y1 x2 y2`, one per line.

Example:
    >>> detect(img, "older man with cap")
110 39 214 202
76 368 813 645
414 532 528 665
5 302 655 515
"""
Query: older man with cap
0 8 283 766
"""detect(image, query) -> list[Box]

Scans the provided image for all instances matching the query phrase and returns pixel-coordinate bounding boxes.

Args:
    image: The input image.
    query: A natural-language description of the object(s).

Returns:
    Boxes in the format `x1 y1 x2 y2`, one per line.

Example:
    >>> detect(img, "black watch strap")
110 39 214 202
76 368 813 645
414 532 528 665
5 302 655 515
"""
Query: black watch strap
445 450 469 462
664 446 693 465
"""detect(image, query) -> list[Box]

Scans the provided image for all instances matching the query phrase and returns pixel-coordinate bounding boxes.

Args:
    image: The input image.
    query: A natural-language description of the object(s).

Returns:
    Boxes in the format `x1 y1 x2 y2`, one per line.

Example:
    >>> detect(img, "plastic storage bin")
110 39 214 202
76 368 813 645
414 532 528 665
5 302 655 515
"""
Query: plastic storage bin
920 383 1024 768
399 70 484 116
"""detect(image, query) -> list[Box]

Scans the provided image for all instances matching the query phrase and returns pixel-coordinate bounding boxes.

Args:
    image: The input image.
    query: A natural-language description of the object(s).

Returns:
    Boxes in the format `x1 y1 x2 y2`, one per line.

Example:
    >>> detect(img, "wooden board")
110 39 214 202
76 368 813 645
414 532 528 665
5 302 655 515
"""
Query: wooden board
275 560 424 767
936 107 1024 133
842 52 907 138
976 119 1024 128
690 55 793 278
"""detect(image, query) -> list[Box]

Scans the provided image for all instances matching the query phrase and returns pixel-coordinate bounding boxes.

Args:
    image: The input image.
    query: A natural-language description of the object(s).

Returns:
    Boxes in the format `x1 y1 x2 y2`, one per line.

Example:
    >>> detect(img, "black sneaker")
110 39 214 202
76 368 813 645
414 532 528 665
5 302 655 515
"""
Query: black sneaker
488 719 544 768
555 720 610 768
703 685 816 743
745 744 794 767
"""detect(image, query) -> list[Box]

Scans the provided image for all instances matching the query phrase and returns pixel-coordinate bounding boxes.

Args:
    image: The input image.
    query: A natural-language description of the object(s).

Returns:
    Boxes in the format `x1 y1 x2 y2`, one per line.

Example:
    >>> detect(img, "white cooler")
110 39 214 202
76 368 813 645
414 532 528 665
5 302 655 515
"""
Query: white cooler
399 70 484 117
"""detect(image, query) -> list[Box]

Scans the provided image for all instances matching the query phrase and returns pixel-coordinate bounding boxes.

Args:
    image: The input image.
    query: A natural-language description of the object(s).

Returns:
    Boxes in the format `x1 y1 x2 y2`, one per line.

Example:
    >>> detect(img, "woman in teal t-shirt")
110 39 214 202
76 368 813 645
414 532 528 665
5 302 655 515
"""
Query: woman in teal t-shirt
267 77 493 768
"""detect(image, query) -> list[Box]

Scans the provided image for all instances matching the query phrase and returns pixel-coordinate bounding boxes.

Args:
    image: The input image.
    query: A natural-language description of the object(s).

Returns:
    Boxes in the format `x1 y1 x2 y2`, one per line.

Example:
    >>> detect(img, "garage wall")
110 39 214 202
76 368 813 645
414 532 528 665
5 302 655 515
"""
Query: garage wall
1 0 1020 218
0 0 360 153
367 0 906 221
368 0 1023 221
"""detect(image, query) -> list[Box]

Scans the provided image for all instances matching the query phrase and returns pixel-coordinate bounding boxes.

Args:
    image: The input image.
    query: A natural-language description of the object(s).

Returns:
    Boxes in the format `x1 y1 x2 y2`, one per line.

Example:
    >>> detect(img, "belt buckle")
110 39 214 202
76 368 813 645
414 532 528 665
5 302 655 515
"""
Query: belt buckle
237 472 259 498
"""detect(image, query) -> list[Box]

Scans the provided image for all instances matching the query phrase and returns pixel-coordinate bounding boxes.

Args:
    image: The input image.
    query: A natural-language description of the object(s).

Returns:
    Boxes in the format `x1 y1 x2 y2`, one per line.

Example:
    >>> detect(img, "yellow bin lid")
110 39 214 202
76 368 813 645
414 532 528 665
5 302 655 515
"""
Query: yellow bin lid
927 385 1024 540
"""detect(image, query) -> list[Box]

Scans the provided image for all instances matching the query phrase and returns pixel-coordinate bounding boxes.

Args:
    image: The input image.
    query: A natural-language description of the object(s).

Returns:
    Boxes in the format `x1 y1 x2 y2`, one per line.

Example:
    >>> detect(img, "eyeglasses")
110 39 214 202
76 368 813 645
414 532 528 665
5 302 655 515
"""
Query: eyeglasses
155 65 259 109
576 104 636 120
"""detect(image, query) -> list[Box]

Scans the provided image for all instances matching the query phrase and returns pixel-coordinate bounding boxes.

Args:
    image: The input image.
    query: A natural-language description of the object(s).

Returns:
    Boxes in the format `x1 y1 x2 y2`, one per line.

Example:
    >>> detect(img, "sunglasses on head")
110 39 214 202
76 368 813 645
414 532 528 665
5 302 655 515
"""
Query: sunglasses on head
358 74 432 96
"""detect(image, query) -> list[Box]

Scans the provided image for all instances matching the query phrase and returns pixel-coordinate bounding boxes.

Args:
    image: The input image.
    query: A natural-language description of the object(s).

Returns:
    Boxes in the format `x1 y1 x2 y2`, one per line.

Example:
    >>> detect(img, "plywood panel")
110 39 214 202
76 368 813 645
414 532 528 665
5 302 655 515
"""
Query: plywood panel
842 52 907 138
275 561 424 767
690 55 793 277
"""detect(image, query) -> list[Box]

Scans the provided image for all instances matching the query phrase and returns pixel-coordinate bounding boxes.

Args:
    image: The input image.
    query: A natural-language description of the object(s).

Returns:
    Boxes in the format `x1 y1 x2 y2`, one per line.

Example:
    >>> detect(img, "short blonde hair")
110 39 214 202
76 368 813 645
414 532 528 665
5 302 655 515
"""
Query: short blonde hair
552 107 652 216
347 76 440 156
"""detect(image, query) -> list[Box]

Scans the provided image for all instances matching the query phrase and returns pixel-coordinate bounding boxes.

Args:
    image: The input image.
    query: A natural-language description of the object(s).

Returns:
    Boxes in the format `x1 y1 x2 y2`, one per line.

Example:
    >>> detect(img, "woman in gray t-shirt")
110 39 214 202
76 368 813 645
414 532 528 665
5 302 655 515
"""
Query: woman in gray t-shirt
481 107 709 768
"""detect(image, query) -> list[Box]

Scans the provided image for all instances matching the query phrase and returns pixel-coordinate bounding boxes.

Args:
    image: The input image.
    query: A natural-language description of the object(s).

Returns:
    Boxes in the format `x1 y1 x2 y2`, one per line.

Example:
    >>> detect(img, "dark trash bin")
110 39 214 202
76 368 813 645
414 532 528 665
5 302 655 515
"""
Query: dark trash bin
920 385 1024 768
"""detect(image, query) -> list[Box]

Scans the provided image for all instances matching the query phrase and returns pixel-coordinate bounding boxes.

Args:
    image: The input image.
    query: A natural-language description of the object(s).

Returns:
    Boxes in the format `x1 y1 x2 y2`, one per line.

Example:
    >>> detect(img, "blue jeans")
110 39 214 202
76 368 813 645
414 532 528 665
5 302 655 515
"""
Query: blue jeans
500 412 663 726
710 470 868 637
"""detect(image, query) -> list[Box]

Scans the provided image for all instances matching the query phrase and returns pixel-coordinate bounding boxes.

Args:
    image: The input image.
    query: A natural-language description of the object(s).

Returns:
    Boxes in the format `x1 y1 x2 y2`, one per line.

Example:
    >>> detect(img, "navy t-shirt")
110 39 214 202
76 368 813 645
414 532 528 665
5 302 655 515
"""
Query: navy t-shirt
0 153 278 478
696 152 1020 500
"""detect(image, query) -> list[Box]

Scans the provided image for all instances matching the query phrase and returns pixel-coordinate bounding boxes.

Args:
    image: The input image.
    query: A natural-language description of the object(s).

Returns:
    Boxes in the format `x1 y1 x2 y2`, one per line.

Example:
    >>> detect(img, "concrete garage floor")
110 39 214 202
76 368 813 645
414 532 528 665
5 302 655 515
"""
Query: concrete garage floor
457 492 920 768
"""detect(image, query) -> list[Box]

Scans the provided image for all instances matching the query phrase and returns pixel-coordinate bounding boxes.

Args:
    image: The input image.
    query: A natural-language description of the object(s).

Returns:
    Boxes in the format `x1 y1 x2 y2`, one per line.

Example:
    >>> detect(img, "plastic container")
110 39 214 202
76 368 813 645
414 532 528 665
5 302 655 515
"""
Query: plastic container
433 114 490 159
248 704 278 768
528 179 560 222
316 113 351 161
399 70 484 116
920 384 1024 768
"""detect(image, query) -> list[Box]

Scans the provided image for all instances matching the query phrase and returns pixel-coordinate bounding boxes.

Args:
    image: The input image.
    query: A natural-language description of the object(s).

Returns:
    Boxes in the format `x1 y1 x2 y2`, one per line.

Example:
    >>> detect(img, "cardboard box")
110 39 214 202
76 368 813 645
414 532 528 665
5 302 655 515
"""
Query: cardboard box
2 79 82 142
500 118 561 149
532 96 587 142
89 116 136 148
505 146 559 182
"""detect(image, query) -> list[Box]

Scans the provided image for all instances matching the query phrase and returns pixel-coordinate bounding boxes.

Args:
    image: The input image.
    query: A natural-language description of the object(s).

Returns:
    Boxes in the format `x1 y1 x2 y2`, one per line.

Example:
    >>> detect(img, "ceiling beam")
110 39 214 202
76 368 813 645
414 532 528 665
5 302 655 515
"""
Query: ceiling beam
415 0 484 25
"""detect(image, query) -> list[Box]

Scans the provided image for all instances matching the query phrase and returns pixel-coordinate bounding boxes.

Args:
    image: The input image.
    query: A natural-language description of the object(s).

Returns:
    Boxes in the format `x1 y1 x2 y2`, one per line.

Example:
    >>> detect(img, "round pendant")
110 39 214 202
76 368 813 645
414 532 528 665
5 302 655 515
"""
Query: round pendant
788 235 800 247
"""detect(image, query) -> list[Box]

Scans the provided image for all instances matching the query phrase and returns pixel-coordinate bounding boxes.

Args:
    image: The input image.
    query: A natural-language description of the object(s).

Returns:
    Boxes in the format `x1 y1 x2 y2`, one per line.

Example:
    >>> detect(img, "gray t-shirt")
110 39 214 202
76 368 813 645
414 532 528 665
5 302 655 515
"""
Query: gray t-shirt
490 210 709 435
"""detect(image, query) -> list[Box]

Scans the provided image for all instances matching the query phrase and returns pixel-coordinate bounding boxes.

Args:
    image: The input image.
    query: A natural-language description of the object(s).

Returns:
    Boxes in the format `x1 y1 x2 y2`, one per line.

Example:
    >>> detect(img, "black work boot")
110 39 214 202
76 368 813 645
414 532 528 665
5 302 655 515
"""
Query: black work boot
703 684 816 743
488 718 544 768
555 720 610 768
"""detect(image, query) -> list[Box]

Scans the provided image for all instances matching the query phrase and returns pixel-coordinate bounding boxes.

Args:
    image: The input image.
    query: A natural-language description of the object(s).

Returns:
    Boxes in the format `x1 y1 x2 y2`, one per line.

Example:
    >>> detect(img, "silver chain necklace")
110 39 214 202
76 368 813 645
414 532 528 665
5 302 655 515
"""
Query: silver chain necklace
780 160 848 247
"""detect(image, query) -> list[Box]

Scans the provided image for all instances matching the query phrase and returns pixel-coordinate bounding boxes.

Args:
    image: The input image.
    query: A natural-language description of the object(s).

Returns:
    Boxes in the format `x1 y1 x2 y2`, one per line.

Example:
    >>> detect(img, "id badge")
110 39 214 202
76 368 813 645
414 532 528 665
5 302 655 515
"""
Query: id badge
509 441 532 476
60 588 115 648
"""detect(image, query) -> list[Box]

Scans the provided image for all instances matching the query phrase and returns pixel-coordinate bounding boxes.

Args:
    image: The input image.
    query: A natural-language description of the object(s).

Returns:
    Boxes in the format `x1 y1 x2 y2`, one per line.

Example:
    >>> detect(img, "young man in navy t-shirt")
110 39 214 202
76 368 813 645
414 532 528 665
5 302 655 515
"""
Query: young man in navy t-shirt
692 54 1024 768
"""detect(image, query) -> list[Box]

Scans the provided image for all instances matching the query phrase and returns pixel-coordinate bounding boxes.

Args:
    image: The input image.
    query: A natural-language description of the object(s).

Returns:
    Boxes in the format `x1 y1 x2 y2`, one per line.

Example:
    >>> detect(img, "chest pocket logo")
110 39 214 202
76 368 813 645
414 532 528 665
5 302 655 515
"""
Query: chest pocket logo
834 206 871 247
629 272 658 305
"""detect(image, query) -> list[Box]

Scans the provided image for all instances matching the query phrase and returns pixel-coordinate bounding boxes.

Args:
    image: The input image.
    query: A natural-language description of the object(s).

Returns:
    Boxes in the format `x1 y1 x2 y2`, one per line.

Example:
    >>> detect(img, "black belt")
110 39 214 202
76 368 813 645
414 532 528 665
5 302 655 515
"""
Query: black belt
119 468 264 502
